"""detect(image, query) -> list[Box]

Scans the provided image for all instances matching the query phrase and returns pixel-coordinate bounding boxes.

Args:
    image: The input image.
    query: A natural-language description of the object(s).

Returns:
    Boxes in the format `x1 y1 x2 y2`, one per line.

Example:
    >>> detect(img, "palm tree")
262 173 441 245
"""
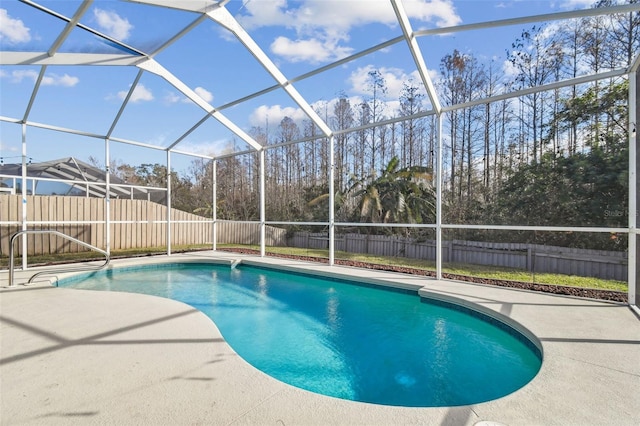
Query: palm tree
307 157 435 229
354 156 435 225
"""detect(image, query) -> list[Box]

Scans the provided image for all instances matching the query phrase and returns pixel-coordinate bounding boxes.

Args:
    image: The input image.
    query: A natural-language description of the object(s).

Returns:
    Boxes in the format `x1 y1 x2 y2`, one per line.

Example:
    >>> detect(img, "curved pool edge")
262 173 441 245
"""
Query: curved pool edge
417 288 544 360
2 252 638 425
240 257 547 365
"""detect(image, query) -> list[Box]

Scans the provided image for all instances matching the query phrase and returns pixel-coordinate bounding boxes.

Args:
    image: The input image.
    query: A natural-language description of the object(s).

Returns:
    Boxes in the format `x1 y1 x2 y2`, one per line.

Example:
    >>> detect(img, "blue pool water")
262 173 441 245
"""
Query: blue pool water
60 262 542 407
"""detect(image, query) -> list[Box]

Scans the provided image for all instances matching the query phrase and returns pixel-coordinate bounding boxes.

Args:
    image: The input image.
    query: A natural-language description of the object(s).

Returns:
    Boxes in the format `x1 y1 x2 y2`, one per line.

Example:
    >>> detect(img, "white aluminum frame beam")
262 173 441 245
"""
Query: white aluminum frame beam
0 52 143 67
136 58 263 152
0 117 169 152
442 69 629 113
22 67 46 122
21 0 145 56
127 0 229 14
48 0 93 57
213 68 628 159
212 37 406 114
390 0 442 114
206 7 333 138
107 69 144 138
167 114 212 152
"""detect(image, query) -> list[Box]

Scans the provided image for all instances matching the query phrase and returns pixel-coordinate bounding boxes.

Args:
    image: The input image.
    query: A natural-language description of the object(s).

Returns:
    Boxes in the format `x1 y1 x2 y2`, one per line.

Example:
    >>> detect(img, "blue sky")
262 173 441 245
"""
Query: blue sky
0 0 597 175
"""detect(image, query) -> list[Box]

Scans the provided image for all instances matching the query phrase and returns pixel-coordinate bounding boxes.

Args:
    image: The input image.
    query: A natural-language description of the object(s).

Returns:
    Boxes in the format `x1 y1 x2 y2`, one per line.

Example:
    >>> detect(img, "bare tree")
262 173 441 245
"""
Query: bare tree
331 94 354 192
509 25 564 162
439 50 486 217
354 102 370 180
364 70 388 174
398 80 426 168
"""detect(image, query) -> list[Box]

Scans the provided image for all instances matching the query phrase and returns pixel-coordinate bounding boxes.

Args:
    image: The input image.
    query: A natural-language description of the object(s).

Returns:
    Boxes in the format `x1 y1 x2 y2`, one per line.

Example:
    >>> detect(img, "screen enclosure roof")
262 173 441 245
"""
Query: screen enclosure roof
1 0 639 162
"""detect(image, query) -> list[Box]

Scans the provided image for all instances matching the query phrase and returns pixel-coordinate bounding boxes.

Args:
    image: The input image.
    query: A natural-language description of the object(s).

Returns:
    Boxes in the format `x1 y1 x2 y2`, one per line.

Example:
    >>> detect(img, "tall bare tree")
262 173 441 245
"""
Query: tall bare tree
364 70 388 174
331 94 354 192
509 25 564 162
398 80 426 168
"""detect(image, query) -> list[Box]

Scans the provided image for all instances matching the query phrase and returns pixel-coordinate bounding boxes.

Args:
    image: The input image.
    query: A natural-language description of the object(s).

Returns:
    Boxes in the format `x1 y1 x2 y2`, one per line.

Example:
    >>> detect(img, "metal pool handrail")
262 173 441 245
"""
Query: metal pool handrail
8 230 110 287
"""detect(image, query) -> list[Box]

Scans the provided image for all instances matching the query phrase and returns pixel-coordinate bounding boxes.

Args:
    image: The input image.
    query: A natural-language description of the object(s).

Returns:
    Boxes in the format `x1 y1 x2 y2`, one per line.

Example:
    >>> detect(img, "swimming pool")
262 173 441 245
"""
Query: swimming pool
59 261 542 407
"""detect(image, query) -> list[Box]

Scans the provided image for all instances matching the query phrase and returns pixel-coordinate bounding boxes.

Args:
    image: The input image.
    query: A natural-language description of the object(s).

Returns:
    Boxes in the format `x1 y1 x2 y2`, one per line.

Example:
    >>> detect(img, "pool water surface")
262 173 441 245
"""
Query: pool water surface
60 262 542 407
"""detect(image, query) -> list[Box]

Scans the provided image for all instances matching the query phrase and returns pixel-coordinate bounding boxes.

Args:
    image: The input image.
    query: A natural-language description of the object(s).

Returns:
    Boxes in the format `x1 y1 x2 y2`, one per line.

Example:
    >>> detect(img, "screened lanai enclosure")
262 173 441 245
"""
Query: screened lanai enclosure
0 0 638 307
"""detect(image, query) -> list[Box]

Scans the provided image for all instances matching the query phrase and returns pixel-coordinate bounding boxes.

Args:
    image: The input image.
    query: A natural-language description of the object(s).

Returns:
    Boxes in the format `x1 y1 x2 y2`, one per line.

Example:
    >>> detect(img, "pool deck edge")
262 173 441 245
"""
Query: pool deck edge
1 251 639 425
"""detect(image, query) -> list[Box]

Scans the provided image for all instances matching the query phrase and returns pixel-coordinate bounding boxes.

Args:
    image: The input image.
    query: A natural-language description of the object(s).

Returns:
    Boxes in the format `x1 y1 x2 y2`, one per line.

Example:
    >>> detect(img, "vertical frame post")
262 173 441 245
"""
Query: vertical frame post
629 70 638 306
212 159 217 251
436 113 443 280
21 123 27 270
329 135 335 266
167 151 172 256
105 138 111 256
260 149 265 257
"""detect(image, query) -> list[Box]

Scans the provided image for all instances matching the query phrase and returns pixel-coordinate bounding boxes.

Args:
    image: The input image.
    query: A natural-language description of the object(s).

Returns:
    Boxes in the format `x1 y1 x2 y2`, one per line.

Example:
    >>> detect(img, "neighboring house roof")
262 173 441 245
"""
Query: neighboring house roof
0 157 165 201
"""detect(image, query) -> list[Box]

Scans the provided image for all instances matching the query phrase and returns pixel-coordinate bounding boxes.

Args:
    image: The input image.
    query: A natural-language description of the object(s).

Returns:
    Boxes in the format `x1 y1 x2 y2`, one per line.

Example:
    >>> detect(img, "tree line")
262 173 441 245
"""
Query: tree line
107 0 637 251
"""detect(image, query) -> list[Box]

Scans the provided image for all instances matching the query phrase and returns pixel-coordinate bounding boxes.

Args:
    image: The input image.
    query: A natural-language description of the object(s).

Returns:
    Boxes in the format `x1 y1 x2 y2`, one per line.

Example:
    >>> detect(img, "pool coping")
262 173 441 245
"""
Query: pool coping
1 251 639 425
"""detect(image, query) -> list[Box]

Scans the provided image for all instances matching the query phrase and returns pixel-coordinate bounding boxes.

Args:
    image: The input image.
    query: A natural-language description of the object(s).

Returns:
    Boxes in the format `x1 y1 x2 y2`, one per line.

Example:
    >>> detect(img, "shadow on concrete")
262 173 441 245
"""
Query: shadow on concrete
0 308 225 366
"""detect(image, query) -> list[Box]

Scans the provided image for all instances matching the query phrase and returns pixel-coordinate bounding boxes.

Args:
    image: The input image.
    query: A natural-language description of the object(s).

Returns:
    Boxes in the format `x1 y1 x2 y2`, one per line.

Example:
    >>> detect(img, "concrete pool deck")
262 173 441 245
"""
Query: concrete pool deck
1 251 639 425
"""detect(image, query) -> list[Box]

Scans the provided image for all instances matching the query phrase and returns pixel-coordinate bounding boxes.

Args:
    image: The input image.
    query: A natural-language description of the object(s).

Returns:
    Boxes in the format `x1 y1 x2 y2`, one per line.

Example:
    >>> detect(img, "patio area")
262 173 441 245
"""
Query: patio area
1 252 638 425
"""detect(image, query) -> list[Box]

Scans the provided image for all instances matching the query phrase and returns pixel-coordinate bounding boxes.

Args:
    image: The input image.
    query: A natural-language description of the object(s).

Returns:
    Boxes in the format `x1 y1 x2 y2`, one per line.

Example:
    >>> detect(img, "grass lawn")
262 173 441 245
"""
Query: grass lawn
242 245 627 292
1 243 627 293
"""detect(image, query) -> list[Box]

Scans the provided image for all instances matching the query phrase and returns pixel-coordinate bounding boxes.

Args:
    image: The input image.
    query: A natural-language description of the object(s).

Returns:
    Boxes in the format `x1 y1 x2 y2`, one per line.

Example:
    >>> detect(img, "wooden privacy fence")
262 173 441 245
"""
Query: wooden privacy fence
215 220 286 246
0 195 286 256
0 195 627 281
289 232 628 281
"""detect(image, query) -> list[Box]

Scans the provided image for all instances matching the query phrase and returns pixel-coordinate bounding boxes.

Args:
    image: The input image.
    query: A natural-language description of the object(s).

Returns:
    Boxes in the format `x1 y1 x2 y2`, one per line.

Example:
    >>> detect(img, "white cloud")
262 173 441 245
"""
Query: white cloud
0 141 20 153
502 58 519 80
93 8 132 40
237 0 293 29
178 138 233 156
386 99 401 114
348 65 425 100
1 69 78 87
162 87 213 105
118 84 153 103
270 36 353 64
237 0 461 64
194 86 213 103
0 9 30 44
249 104 308 128
240 0 459 32
41 73 79 87
245 64 435 130
164 91 182 104
427 67 439 85
145 133 168 147
402 0 461 27
3 69 38 83
559 0 597 8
